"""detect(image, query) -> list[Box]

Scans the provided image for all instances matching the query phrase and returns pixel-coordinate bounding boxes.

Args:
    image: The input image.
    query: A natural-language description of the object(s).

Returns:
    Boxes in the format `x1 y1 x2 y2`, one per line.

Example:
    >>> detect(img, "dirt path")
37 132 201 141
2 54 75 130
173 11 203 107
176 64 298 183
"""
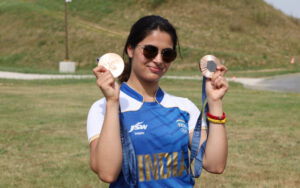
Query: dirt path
0 71 299 93
244 73 300 93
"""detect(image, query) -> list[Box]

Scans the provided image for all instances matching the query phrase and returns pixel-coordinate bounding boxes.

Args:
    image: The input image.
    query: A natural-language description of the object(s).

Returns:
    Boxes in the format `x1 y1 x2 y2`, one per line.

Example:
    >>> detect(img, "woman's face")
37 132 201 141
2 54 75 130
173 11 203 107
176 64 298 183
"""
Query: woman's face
127 30 174 83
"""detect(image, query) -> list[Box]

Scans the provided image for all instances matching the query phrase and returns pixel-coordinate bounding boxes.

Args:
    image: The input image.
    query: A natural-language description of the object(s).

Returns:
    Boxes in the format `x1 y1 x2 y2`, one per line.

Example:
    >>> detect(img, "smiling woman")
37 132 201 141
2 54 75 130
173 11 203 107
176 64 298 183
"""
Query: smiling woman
87 15 229 188
125 30 174 87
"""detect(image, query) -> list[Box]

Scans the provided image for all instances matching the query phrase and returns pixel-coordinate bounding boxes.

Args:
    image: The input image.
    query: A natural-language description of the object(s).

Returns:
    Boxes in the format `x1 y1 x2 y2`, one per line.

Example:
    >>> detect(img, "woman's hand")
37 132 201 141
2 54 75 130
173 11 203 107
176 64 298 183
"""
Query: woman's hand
91 66 122 182
93 66 120 102
205 65 229 111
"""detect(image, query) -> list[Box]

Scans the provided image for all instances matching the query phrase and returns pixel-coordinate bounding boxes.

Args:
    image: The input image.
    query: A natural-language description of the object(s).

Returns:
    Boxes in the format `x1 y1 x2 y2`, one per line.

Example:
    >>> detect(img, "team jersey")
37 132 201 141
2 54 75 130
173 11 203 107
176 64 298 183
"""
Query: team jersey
87 83 207 188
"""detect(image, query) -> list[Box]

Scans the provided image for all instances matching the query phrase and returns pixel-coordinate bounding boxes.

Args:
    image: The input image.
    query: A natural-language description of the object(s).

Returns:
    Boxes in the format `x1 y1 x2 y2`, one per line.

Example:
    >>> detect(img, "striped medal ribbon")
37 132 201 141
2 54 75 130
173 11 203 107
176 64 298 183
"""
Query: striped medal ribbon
189 77 210 178
119 107 137 185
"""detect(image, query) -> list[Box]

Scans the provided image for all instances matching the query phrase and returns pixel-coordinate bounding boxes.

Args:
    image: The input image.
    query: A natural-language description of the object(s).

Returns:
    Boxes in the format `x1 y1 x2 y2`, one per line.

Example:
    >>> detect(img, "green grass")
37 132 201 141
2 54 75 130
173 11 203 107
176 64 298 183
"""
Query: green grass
0 0 300 75
0 78 299 187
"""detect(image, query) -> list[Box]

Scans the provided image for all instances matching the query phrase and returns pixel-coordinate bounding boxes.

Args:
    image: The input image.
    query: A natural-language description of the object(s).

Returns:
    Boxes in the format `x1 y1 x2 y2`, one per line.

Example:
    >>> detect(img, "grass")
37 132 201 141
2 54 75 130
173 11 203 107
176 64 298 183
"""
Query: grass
0 78 299 187
1 0 300 75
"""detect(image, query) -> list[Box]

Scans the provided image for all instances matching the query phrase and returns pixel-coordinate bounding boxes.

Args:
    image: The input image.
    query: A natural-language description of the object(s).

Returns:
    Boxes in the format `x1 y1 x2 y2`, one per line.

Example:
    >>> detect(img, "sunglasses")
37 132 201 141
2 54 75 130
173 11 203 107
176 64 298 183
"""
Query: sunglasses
138 44 177 63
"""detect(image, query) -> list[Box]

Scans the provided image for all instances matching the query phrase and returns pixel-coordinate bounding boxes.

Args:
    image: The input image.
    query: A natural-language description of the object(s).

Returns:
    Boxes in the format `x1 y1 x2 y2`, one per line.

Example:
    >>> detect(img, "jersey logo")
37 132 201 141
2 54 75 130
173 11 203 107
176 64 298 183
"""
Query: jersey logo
176 119 188 134
128 121 148 135
137 151 187 182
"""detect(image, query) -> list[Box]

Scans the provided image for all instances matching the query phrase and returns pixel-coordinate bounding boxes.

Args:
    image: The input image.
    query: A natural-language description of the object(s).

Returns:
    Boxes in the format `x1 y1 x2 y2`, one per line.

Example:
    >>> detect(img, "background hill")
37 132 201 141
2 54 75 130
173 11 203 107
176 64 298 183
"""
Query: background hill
1 0 300 75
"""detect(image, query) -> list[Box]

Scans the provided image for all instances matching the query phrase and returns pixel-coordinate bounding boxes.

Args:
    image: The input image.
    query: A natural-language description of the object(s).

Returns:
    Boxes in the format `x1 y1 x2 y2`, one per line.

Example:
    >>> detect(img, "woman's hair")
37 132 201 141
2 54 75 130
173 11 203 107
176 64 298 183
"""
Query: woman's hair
119 15 179 82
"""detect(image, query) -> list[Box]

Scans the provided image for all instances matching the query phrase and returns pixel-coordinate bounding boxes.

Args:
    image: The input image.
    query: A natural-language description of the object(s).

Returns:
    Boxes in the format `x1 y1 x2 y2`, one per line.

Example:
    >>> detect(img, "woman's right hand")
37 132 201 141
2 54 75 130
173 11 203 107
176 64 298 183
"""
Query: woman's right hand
91 65 122 182
93 66 120 102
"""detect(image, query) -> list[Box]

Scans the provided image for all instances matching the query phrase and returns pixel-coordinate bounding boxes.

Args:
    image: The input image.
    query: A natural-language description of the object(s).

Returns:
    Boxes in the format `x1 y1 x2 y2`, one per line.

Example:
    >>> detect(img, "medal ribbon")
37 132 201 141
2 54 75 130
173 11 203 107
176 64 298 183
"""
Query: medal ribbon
119 108 137 185
97 56 137 185
189 76 209 178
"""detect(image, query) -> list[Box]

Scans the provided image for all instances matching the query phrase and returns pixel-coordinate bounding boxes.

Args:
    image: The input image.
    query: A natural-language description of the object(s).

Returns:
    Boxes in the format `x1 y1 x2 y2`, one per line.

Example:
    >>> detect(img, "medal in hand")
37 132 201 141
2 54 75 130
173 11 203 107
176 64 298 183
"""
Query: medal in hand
199 55 221 78
97 53 125 78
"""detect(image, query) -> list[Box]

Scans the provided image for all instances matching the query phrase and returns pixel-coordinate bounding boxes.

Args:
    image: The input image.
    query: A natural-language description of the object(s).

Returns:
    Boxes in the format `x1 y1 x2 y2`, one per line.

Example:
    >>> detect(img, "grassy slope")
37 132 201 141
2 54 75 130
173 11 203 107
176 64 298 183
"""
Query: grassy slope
0 0 300 75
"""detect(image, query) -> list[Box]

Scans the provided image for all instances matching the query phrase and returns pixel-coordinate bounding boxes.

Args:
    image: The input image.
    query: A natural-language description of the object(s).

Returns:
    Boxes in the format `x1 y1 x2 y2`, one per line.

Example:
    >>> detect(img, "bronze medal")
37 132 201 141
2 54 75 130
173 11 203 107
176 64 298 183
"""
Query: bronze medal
98 53 124 78
199 55 221 78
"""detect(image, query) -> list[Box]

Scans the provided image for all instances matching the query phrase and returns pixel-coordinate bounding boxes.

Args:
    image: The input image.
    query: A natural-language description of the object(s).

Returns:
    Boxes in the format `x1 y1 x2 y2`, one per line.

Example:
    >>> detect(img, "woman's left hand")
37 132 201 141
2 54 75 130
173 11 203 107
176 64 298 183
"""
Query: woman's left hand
205 65 229 105
203 65 229 173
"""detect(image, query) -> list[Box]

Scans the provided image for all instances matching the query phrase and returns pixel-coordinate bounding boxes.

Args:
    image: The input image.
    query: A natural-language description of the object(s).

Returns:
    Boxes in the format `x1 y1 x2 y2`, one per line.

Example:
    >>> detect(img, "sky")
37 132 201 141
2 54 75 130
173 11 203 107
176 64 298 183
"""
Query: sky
264 0 300 18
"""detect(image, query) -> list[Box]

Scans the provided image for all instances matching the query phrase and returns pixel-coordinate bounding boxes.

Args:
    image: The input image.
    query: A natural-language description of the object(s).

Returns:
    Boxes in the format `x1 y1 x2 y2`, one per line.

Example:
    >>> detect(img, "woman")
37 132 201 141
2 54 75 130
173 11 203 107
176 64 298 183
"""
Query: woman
87 15 228 187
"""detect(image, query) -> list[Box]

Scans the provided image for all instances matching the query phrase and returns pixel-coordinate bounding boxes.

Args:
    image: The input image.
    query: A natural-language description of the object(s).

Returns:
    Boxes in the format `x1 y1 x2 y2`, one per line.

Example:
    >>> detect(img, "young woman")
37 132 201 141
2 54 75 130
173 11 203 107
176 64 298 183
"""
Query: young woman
87 15 228 187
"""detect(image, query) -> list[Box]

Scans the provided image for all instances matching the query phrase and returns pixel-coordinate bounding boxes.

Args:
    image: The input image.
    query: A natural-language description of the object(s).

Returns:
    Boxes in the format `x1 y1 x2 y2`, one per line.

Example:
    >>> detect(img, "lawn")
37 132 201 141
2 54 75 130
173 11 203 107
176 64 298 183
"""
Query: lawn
0 78 299 187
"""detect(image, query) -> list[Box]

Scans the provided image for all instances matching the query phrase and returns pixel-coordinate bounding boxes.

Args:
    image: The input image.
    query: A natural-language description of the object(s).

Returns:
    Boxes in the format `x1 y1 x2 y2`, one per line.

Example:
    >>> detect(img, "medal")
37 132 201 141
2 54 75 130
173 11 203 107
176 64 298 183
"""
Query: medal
97 53 125 78
190 55 220 178
199 55 221 78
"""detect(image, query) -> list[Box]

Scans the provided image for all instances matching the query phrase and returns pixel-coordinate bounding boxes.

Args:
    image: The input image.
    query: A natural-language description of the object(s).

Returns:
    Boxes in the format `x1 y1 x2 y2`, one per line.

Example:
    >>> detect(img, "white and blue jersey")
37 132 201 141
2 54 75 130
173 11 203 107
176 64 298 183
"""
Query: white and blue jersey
87 83 207 187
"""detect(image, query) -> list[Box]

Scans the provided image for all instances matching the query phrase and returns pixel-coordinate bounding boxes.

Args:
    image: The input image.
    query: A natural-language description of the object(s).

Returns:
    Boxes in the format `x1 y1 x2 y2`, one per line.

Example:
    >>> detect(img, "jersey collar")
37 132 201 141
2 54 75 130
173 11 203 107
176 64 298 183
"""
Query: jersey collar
120 82 164 103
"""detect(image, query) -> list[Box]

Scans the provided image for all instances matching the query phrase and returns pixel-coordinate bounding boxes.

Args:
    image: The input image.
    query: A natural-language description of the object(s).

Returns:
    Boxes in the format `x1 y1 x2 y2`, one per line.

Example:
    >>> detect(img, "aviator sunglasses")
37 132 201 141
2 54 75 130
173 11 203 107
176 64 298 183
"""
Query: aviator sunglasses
138 44 177 63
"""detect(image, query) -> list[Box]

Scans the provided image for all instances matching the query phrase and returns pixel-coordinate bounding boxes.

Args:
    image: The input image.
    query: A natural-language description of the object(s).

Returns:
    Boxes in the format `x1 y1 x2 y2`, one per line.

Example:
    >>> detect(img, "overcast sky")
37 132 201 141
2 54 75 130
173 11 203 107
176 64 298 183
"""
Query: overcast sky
264 0 300 18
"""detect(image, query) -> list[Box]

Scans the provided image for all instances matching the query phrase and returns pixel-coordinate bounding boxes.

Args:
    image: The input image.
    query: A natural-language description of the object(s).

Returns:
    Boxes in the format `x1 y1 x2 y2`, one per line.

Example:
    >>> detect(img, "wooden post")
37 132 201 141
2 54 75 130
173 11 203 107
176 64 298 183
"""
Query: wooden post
64 0 69 61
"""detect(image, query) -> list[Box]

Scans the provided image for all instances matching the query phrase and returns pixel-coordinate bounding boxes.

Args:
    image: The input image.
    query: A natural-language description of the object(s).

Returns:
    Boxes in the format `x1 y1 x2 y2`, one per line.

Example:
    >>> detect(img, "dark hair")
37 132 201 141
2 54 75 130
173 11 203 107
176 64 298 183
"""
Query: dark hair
119 15 180 82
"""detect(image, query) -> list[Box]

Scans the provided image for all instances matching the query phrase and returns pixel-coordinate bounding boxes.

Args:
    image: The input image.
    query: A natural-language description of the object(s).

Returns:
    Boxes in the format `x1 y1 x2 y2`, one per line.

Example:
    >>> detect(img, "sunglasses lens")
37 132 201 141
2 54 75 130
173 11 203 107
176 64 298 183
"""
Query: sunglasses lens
162 48 177 63
142 45 177 63
143 45 158 59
